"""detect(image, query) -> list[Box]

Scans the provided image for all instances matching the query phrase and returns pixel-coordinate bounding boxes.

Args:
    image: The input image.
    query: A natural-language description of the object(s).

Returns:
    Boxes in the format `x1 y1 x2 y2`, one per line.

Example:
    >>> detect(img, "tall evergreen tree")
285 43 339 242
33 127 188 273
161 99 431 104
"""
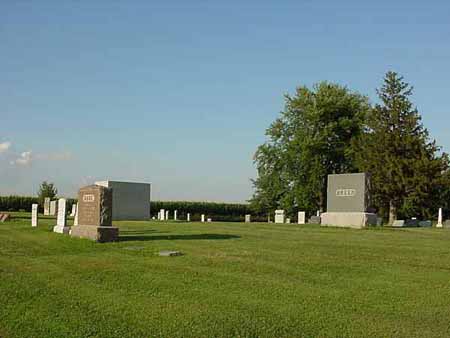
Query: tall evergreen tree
251 82 369 217
354 71 448 223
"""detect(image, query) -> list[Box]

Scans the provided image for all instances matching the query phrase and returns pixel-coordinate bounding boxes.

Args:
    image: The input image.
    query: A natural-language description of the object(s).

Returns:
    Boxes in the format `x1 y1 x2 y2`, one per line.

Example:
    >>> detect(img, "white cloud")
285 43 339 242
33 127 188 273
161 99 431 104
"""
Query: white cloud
0 141 11 154
11 151 32 166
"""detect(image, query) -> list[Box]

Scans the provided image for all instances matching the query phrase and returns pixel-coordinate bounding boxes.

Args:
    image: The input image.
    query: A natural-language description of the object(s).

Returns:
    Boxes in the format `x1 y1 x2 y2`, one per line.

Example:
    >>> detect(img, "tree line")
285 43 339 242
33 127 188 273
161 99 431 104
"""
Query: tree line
250 71 449 224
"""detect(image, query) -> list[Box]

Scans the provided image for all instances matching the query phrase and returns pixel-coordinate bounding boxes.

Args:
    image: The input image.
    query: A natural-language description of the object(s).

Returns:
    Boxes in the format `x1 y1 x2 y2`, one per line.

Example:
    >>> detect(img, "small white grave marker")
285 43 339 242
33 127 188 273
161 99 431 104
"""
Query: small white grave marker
53 198 70 234
31 204 38 227
437 208 443 228
298 211 306 225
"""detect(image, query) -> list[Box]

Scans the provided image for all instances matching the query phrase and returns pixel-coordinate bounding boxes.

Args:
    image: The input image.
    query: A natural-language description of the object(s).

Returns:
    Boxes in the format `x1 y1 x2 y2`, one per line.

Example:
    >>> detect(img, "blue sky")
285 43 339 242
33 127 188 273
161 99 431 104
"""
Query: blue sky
1 0 449 202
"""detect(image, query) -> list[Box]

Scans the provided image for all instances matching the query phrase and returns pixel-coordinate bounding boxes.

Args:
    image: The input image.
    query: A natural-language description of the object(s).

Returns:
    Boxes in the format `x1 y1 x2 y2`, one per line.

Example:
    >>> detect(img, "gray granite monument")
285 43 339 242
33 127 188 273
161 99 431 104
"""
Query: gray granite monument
321 173 377 228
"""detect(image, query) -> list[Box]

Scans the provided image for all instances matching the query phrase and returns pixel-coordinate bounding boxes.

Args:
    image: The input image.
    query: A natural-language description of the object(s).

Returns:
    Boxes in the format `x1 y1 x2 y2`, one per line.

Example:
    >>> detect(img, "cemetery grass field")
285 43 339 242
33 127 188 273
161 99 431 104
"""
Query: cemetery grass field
2 213 450 338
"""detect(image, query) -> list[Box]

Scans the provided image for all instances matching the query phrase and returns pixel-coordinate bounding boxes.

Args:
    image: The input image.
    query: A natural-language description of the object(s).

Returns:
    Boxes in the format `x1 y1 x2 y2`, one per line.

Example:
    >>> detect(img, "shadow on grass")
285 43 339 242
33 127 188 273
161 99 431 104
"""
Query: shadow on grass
119 233 241 242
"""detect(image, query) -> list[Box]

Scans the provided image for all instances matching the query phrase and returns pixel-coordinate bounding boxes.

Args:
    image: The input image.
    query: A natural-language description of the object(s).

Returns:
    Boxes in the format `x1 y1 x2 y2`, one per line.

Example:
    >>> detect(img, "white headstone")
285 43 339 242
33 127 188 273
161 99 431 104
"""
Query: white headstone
53 198 70 234
74 203 79 226
160 209 165 221
187 213 191 222
70 204 77 217
207 218 212 222
50 200 57 216
274 210 285 224
316 210 320 217
201 214 205 222
437 208 443 228
245 214 251 223
298 211 306 224
165 210 169 220
286 218 291 224
44 197 51 216
31 204 38 227
174 210 177 221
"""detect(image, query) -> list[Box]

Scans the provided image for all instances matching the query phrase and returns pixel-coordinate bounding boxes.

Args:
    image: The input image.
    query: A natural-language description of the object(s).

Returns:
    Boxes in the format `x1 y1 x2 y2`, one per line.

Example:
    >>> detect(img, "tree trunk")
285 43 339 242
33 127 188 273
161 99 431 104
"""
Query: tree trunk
388 200 397 225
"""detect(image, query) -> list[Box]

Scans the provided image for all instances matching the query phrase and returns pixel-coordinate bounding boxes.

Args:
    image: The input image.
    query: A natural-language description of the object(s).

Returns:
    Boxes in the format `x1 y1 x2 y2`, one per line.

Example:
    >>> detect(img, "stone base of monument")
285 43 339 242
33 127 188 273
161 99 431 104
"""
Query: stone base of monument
70 225 119 243
53 225 71 234
321 212 377 229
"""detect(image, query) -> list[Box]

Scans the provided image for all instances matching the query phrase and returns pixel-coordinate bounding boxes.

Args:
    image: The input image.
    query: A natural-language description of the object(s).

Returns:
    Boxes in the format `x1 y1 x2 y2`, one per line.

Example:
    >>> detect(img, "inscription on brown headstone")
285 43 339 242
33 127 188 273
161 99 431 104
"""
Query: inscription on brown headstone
77 185 112 226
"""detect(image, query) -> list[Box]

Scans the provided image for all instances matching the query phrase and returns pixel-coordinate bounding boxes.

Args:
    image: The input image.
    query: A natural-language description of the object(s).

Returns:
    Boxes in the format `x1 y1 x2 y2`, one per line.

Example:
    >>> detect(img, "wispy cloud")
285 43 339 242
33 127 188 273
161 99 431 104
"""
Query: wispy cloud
10 151 32 166
36 151 73 161
0 141 11 154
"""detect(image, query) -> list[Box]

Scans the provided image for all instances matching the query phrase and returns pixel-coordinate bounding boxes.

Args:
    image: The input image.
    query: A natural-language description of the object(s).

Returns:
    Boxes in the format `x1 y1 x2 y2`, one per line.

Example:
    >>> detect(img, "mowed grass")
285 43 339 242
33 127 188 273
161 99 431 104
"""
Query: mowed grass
1 213 450 338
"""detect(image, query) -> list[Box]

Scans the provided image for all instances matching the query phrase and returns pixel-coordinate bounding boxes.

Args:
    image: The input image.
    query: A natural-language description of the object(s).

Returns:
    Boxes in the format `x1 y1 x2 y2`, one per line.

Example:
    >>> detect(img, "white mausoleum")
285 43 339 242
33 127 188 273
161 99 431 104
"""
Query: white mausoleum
95 180 151 221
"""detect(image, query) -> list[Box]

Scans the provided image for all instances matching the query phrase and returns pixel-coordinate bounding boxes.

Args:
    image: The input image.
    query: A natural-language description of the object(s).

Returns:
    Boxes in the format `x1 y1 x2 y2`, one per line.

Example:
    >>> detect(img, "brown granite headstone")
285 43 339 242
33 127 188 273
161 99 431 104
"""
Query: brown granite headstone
70 185 119 242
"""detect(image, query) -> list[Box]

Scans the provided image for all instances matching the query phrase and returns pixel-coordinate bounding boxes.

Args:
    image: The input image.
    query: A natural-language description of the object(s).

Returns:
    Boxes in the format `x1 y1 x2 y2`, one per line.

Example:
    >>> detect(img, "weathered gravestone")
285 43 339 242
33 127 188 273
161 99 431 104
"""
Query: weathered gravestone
392 220 405 227
419 220 432 227
49 200 57 216
44 198 51 216
187 213 191 222
174 210 177 221
321 173 377 228
308 216 321 224
245 214 251 223
165 210 169 220
274 210 285 224
74 203 79 226
160 209 165 221
201 214 205 222
286 218 291 224
31 204 38 227
53 198 70 234
298 211 306 225
70 185 118 242
70 204 77 217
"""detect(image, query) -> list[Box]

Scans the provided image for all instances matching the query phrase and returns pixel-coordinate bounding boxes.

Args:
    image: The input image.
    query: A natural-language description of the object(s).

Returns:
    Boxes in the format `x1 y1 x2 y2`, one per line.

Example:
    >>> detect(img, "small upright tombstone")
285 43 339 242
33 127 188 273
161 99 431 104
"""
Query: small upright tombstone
31 204 38 227
44 198 51 216
274 210 285 224
207 218 212 222
437 208 443 228
70 185 118 242
174 210 177 221
74 203 79 226
298 211 306 225
50 200 57 216
53 198 70 234
286 218 291 224
70 204 77 217
201 214 205 222
187 213 191 222
160 209 165 221
245 214 251 223
165 210 169 220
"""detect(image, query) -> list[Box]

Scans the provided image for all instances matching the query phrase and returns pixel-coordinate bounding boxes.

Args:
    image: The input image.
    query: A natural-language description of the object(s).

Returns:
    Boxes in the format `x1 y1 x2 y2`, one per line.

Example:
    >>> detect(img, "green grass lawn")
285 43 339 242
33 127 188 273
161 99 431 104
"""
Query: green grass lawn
1 213 450 338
